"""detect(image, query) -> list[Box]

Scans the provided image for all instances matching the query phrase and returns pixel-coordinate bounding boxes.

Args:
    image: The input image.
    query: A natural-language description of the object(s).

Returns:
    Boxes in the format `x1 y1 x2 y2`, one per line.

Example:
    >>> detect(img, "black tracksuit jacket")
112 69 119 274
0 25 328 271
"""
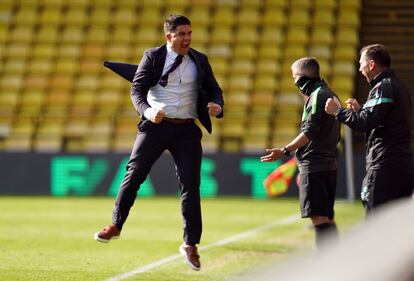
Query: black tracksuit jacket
297 80 341 174
336 68 413 173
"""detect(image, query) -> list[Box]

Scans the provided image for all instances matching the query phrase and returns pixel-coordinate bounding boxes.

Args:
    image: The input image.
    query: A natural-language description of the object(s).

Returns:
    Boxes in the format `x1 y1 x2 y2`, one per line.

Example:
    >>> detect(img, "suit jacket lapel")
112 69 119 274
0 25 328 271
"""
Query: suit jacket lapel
188 49 204 89
153 44 167 85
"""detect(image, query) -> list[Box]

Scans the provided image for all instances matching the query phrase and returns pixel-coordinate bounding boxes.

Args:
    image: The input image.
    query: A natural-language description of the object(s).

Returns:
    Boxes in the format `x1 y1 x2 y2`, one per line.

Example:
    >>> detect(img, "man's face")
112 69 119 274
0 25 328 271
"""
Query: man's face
292 68 302 84
359 51 374 82
166 24 192 56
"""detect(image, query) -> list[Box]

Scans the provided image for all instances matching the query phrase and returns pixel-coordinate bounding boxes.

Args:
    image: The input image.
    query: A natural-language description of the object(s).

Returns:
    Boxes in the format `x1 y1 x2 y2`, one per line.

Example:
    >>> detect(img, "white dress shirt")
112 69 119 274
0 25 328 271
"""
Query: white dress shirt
144 45 198 120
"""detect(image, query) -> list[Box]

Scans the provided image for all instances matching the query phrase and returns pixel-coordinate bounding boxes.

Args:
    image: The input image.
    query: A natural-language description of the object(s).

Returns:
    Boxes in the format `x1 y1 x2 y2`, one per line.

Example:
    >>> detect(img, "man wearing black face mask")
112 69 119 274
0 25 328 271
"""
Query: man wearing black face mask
261 57 341 249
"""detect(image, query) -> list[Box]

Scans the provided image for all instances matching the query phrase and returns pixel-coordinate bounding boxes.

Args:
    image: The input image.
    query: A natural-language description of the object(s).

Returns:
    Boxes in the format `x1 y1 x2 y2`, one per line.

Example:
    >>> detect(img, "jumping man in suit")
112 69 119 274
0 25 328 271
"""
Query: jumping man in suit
94 14 224 271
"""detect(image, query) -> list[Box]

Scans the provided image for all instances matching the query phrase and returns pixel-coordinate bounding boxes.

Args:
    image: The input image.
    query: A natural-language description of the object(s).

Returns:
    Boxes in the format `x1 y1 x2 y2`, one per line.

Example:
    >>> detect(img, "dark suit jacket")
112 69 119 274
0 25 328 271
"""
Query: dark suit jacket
131 44 224 134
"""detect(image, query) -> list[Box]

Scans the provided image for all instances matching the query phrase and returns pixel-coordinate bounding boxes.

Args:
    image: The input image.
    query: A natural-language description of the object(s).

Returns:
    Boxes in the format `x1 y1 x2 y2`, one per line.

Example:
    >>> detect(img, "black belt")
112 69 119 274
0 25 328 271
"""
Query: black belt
163 117 194 124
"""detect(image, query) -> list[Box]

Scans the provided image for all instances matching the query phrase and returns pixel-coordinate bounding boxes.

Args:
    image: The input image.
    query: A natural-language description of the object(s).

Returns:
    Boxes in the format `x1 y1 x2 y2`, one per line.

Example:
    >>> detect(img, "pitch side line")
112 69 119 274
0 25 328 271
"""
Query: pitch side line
103 214 299 281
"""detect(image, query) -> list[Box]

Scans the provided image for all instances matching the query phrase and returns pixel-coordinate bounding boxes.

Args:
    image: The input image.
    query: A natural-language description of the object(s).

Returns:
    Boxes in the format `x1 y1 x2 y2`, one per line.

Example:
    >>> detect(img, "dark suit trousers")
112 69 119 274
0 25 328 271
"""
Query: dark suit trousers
112 119 203 244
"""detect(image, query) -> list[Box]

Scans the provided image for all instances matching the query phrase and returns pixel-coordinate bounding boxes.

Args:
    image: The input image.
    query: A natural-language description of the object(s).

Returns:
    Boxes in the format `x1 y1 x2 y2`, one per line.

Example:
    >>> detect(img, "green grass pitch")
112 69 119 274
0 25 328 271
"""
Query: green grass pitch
0 196 364 281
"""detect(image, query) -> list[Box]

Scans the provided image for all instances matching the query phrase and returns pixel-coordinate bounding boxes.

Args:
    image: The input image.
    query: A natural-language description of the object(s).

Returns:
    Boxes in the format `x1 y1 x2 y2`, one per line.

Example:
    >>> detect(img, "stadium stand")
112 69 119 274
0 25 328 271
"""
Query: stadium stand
0 0 361 153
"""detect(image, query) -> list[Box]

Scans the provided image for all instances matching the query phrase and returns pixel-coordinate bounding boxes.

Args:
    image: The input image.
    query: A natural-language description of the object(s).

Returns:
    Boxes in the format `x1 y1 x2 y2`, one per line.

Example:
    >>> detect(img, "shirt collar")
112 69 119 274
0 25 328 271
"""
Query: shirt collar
166 44 183 60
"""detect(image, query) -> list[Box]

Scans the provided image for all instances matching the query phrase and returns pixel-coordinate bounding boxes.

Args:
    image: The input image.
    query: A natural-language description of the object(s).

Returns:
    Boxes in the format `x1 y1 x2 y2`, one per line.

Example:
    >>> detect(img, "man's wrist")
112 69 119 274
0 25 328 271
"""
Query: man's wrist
282 147 291 157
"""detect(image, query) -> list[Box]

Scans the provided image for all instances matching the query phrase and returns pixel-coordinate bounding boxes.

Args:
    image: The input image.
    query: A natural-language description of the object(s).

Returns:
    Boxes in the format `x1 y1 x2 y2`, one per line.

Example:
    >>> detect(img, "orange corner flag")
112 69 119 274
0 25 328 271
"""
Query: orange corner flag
263 157 297 197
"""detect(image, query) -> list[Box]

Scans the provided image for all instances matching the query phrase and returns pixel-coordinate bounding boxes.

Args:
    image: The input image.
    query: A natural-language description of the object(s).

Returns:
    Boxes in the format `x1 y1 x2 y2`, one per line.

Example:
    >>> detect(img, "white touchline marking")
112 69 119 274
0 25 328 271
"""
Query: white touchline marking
103 214 299 281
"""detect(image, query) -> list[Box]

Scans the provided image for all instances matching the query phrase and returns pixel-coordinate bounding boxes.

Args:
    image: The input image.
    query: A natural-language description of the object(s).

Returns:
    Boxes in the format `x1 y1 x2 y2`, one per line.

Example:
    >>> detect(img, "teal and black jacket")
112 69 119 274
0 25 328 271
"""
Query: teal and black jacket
336 68 413 172
297 80 341 174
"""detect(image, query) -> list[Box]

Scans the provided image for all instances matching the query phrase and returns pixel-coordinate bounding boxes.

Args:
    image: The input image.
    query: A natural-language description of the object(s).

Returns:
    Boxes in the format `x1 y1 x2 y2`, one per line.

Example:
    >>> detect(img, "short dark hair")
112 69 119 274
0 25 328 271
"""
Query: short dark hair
164 14 191 33
291 57 320 77
361 44 391 67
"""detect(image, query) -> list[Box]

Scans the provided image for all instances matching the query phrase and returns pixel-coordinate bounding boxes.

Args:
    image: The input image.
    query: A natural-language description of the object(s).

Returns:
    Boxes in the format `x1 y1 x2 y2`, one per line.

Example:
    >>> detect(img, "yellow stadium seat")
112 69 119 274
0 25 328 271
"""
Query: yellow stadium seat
39 9 62 26
188 8 210 27
28 59 53 75
338 9 360 28
333 61 356 76
76 75 99 91
279 77 298 93
260 27 285 45
33 137 62 152
79 60 102 74
138 9 162 27
210 27 233 44
291 0 312 9
135 27 161 45
286 27 309 44
35 27 59 43
227 75 253 92
113 136 135 153
209 57 228 76
334 45 358 61
0 92 20 110
116 0 137 8
54 59 79 75
83 136 112 152
264 0 287 8
49 75 75 91
20 90 45 107
229 59 255 76
165 0 188 10
208 44 232 59
313 9 335 27
233 45 257 60
338 0 361 10
314 0 336 9
32 44 56 59
309 45 332 60
336 27 359 46
251 92 276 107
254 75 278 92
0 25 8 44
235 27 258 44
110 27 134 44
89 9 111 27
262 9 286 27
60 27 84 44
237 10 260 26
8 26 34 43
256 60 281 76
3 137 32 152
283 45 307 61
105 44 132 61
63 8 88 27
138 0 164 8
90 0 112 8
225 91 251 107
58 44 81 59
331 75 355 95
5 43 31 59
25 74 49 90
212 9 235 27
114 9 136 26
190 0 212 7
85 28 108 44
66 0 90 9
100 74 125 91
82 44 105 59
221 121 245 138
4 59 26 75
288 10 311 27
310 27 334 45
0 74 24 92
258 46 282 60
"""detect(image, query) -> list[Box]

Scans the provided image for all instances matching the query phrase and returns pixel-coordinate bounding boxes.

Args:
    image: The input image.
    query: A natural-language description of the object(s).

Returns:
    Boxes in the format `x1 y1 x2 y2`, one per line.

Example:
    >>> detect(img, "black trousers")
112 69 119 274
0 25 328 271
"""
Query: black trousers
112 119 203 244
361 169 414 215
